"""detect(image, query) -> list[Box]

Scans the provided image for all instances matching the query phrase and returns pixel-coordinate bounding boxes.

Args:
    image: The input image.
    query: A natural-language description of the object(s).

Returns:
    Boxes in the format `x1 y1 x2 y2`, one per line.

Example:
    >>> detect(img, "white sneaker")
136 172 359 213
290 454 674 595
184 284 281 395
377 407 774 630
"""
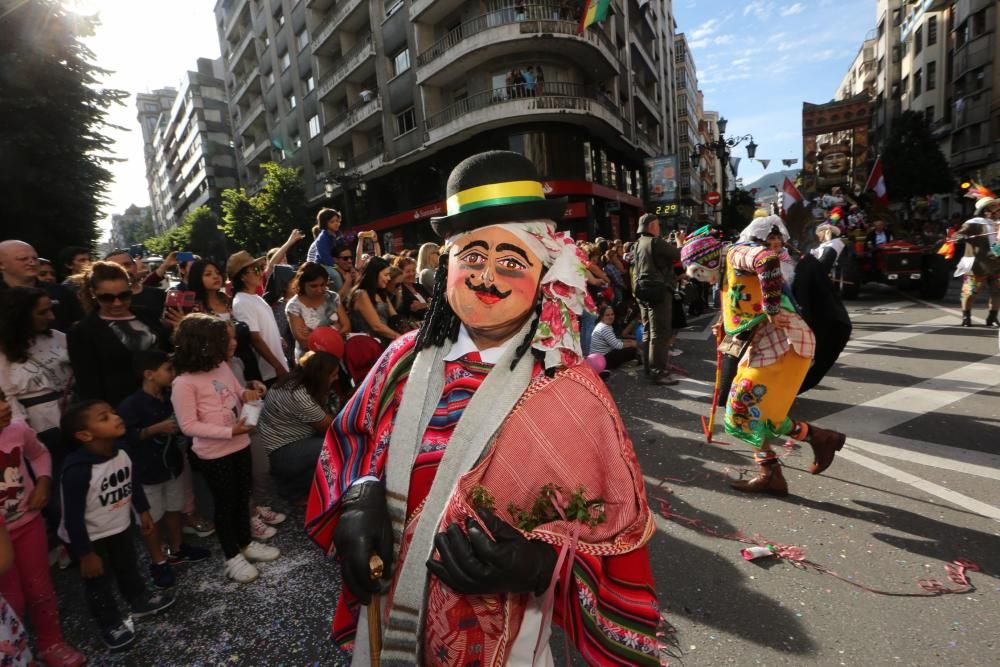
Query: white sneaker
224 554 259 583
255 505 287 525
250 516 276 540
242 541 280 563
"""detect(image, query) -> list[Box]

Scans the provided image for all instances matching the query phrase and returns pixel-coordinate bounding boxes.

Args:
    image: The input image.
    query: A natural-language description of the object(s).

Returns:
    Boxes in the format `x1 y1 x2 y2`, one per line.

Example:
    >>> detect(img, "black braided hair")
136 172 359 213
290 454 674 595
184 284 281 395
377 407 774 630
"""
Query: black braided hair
415 252 460 351
509 300 543 371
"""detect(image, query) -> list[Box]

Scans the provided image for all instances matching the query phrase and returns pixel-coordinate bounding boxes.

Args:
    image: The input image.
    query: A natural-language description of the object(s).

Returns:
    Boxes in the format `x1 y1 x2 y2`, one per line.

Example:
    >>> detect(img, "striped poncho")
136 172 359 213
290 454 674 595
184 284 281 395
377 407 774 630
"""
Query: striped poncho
306 332 663 666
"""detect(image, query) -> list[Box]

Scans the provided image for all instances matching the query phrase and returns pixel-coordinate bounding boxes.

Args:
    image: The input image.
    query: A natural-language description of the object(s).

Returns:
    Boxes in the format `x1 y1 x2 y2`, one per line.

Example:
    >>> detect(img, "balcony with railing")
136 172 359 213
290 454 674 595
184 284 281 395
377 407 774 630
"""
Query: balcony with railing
232 66 260 104
415 5 618 87
633 83 658 116
311 0 367 55
425 81 622 144
317 37 375 100
228 28 255 69
223 0 249 39
235 99 266 136
241 137 271 164
953 32 993 79
342 140 385 175
323 95 382 145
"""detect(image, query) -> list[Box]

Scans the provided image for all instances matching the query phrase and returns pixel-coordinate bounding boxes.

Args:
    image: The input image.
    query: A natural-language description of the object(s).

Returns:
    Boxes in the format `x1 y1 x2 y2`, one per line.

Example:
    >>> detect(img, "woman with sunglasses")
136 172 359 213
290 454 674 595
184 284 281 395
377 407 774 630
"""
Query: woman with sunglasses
67 262 170 406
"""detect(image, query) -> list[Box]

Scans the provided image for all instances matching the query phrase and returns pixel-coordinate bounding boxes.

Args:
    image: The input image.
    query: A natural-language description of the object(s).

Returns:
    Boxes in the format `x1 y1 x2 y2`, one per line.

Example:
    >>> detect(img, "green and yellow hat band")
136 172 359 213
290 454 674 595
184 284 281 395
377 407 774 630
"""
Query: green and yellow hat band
446 180 546 216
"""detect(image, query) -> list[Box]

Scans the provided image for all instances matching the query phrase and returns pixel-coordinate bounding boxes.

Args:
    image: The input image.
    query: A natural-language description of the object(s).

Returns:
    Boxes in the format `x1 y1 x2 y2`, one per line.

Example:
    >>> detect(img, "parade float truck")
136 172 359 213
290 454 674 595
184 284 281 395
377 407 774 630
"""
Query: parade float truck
836 238 952 300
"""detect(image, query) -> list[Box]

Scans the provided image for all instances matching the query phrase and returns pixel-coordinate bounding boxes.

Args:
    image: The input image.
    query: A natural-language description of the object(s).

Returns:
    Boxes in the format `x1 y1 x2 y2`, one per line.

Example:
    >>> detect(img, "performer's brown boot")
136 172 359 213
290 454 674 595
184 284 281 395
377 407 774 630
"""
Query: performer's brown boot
804 424 846 475
730 454 788 497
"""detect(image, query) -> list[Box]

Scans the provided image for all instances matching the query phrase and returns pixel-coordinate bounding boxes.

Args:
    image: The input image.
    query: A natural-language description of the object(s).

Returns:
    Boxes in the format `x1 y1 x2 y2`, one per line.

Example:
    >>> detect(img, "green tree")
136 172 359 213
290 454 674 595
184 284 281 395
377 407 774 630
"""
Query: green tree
145 222 191 257
221 188 266 255
144 206 229 260
221 162 307 255
0 1 127 259
187 206 229 262
881 110 953 205
119 210 156 248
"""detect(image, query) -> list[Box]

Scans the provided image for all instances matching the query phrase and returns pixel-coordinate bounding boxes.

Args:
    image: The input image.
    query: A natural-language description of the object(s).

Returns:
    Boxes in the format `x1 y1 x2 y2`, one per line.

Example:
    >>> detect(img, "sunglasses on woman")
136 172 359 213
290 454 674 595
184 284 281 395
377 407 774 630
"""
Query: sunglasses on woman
95 290 133 304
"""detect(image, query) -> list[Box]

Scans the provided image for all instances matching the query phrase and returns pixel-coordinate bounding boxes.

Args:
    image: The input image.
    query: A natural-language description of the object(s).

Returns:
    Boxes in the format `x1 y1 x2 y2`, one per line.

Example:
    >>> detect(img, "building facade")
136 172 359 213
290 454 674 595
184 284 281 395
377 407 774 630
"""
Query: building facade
138 58 239 233
109 204 151 250
214 0 680 243
950 0 999 185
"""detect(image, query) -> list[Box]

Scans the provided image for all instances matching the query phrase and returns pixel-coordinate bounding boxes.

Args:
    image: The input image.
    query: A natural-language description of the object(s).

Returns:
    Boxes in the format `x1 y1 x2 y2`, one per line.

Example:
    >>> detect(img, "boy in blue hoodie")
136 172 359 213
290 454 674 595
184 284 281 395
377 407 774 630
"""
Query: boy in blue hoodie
59 400 174 651
117 350 209 589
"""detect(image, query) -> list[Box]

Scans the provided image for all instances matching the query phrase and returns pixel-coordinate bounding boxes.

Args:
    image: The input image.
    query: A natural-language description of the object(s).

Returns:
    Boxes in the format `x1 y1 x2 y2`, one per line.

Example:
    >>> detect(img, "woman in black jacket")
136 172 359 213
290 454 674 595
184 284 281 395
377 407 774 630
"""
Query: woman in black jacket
67 261 170 406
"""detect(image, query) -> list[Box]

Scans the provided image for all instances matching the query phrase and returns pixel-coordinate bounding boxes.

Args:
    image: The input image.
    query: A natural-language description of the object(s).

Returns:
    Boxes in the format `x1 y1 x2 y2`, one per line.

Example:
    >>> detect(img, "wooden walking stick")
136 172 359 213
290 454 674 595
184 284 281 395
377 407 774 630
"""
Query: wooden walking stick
701 322 724 444
701 348 723 444
368 554 384 667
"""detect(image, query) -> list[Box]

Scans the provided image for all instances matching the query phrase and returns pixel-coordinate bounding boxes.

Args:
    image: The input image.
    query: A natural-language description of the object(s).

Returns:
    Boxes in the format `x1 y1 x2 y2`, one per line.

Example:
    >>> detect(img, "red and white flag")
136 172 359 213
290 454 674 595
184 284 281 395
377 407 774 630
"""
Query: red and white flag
782 176 803 211
865 156 888 206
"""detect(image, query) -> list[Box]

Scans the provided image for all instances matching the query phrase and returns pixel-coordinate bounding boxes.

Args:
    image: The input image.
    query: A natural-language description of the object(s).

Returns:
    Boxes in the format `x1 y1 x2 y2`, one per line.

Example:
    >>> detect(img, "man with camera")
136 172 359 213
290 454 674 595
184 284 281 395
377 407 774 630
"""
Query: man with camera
632 213 684 385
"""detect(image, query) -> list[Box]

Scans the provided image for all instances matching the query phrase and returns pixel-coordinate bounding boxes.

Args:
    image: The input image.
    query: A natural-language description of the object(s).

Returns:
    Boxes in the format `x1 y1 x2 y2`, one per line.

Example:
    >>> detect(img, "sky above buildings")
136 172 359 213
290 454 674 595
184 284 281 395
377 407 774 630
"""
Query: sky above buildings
77 0 877 239
674 0 876 189
74 0 221 240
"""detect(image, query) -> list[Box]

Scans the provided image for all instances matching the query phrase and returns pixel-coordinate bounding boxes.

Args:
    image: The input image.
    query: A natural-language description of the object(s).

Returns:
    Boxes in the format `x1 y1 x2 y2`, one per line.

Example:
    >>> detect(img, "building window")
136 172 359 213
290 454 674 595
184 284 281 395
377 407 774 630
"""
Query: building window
276 13 285 27
291 133 302 150
286 93 296 110
969 122 982 146
305 74 315 93
264 35 271 48
927 16 937 46
280 51 291 71
900 75 908 96
925 106 934 125
265 71 275 88
877 56 884 74
296 30 309 52
308 114 320 138
913 68 922 97
915 26 922 55
972 9 986 37
392 49 410 76
926 61 936 91
394 107 416 136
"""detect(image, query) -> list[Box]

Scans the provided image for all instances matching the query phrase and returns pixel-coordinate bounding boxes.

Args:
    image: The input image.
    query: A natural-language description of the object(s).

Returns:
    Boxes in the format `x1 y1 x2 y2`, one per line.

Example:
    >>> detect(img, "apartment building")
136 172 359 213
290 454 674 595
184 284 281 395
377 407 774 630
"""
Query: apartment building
950 0 1000 183
870 0 905 152
673 33 704 216
836 38 878 101
137 58 239 233
214 0 679 243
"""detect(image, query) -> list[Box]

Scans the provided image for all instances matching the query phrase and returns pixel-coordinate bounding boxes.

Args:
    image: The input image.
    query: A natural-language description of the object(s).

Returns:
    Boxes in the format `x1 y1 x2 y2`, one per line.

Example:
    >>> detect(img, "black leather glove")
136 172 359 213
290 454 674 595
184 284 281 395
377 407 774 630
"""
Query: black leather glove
426 508 557 597
333 481 394 604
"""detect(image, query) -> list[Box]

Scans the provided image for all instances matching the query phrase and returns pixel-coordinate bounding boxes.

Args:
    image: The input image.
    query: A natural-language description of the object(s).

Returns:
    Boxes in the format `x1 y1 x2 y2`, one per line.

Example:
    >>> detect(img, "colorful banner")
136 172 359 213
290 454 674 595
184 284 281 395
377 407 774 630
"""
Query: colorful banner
644 155 678 203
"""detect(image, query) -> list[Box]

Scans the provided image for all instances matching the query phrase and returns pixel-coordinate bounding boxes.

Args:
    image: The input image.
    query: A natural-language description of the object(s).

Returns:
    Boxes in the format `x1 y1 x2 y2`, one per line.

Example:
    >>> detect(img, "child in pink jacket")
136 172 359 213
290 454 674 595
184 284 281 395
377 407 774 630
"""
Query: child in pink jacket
170 315 280 584
0 391 85 666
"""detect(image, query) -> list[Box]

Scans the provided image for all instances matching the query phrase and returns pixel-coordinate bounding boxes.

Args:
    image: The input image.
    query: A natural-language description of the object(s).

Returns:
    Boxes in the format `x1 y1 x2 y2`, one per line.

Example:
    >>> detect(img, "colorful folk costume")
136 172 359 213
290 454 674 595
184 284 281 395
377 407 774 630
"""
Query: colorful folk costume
681 217 847 496
952 183 1000 327
306 151 663 666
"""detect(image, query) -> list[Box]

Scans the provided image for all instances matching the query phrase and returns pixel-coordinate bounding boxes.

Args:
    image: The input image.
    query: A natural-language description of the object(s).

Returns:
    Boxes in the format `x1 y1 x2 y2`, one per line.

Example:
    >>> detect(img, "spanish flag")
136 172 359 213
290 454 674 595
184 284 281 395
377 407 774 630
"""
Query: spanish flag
577 0 611 34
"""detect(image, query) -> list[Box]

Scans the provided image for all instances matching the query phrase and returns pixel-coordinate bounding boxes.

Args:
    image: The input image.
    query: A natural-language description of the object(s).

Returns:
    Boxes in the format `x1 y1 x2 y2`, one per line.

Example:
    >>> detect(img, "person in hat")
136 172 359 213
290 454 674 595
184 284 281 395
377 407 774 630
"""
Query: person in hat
228 251 288 383
681 218 847 496
307 151 662 665
632 213 684 385
953 184 1000 327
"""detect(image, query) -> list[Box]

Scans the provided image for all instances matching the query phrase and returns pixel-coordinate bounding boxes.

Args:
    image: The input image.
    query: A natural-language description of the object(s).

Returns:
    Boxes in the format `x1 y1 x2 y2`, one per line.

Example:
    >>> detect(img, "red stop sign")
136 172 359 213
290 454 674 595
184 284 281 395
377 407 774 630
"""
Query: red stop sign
705 191 721 206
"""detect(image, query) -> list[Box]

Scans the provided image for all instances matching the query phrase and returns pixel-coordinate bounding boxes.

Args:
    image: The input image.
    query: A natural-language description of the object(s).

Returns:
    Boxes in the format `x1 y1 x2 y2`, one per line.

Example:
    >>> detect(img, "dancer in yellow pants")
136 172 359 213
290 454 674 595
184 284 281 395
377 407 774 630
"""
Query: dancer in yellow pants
682 214 847 496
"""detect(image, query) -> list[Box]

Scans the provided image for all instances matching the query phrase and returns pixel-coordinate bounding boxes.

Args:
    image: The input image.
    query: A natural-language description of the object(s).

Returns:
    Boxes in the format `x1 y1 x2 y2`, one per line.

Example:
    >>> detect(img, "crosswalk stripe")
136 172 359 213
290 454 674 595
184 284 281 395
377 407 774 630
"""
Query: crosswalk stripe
837 449 1000 522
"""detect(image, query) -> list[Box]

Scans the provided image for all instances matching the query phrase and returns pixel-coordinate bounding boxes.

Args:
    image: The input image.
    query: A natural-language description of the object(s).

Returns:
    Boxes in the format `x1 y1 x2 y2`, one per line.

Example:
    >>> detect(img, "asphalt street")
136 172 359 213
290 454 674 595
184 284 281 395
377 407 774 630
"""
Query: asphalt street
49 280 999 666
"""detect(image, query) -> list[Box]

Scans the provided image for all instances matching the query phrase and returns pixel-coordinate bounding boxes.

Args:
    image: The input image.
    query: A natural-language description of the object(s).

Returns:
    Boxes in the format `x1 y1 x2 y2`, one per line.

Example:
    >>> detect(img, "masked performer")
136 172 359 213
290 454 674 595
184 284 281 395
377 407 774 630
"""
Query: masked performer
681 216 847 496
953 184 1000 327
306 151 661 666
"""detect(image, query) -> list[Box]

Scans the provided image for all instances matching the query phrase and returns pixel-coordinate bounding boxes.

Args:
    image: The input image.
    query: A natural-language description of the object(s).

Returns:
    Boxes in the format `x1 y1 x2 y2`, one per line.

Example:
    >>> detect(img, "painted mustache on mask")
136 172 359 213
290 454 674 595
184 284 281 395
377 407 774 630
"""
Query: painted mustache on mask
464 276 511 300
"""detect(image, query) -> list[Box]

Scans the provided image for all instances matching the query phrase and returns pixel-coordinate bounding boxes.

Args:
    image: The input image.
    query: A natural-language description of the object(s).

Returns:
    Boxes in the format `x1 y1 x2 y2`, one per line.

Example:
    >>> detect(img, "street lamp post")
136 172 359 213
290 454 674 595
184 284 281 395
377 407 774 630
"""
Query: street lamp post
690 116 758 223
322 158 368 228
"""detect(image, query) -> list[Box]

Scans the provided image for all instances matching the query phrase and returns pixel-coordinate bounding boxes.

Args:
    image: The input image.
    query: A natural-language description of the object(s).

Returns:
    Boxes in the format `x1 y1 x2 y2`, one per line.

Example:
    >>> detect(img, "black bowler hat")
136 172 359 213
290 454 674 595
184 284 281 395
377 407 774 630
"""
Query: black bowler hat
430 150 568 239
